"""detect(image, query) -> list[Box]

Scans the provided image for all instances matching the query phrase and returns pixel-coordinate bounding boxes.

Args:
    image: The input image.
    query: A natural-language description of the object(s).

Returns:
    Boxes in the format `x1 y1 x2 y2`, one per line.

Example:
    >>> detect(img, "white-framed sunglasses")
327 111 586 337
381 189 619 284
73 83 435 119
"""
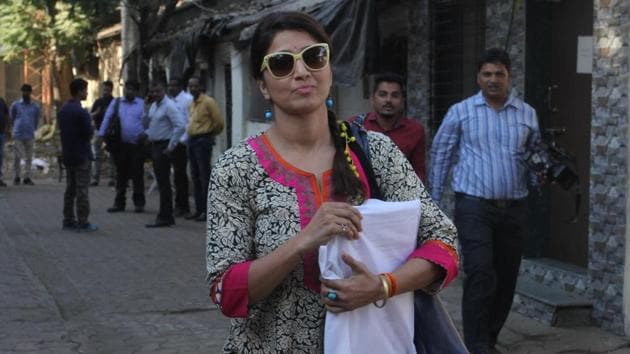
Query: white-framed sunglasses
260 43 330 79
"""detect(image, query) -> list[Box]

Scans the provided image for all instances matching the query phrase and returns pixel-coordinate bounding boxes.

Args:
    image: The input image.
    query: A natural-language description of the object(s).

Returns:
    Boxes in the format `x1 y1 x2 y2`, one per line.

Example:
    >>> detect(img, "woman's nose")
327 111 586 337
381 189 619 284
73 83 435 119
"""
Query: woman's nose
292 58 310 78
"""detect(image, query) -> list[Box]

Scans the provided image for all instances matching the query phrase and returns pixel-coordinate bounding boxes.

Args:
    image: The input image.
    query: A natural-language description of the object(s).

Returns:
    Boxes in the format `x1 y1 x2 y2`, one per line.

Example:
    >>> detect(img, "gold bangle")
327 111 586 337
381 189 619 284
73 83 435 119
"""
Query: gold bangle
373 274 390 308
379 274 390 299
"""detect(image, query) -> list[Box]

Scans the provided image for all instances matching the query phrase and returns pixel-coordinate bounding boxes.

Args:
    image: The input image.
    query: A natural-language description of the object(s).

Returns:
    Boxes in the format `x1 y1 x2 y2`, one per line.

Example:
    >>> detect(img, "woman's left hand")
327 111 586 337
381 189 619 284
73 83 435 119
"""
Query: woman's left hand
320 254 384 313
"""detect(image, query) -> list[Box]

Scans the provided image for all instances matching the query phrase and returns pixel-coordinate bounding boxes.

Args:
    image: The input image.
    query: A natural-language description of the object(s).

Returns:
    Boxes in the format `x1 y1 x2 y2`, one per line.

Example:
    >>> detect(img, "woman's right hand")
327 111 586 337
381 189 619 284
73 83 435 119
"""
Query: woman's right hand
296 202 362 253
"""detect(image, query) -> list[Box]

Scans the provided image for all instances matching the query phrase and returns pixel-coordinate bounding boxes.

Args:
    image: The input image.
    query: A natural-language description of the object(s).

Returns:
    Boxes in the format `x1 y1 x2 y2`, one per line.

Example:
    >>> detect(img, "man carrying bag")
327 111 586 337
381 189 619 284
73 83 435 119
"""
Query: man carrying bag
98 80 147 213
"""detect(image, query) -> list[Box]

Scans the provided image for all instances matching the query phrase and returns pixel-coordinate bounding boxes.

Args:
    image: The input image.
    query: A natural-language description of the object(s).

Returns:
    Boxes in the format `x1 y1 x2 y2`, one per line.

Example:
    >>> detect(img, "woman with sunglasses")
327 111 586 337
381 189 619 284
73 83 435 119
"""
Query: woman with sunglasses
206 11 459 353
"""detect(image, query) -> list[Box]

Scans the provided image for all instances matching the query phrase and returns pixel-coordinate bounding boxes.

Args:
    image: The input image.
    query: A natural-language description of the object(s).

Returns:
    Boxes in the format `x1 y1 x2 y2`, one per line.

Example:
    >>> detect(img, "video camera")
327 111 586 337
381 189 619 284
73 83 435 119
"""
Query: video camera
524 128 578 190
524 128 580 223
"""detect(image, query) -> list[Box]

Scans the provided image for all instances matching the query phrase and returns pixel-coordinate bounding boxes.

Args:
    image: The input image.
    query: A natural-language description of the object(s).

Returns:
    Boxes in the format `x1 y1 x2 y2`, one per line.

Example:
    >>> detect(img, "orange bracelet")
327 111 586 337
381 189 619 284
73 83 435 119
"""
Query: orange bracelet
384 272 397 297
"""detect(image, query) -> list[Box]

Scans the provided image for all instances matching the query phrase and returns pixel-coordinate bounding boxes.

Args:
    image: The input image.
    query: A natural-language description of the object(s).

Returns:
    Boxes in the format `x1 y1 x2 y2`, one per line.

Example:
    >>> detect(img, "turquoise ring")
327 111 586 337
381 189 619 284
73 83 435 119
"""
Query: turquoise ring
326 291 338 300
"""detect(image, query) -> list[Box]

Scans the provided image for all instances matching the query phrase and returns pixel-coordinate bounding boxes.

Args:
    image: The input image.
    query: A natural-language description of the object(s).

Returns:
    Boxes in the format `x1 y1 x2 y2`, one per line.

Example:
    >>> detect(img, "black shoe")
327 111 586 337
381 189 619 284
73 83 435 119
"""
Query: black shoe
195 214 207 222
174 208 190 218
0 180 6 187
62 221 77 230
75 223 98 232
184 212 202 220
134 206 144 213
90 181 99 186
145 219 175 228
23 178 34 185
13 177 20 185
107 180 115 187
107 206 125 213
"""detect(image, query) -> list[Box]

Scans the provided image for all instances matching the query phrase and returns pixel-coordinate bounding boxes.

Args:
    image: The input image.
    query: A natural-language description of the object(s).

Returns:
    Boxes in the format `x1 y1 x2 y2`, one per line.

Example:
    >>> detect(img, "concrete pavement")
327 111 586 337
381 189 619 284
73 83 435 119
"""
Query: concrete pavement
0 177 229 353
1 177 629 353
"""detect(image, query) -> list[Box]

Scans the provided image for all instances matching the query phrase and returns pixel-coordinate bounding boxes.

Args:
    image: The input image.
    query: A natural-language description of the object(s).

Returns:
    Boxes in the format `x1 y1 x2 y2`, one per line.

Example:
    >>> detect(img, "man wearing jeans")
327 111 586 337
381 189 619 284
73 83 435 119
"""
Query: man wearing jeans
430 48 542 354
10 84 41 185
58 78 97 232
185 77 223 222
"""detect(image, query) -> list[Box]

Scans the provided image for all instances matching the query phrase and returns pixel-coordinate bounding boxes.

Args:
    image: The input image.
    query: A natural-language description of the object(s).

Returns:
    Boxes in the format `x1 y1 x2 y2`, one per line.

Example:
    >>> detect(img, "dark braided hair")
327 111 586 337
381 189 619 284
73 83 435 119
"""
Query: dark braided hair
251 12 365 203
327 110 366 203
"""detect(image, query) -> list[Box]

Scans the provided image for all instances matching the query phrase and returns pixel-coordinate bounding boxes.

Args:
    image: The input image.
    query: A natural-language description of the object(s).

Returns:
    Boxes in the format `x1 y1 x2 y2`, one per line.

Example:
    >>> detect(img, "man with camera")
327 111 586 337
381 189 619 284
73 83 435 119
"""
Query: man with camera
429 48 541 354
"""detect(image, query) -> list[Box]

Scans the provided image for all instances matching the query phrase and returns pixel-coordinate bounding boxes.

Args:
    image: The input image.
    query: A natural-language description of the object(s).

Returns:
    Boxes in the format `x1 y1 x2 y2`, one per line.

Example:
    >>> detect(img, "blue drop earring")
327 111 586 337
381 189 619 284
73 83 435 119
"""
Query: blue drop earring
264 109 273 121
326 97 334 109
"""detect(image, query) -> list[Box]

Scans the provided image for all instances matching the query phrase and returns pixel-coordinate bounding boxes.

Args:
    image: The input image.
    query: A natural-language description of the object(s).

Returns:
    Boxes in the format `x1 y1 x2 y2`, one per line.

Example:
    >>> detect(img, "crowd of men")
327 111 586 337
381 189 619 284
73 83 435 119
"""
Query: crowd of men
0 76 224 231
0 48 540 354
95 77 224 228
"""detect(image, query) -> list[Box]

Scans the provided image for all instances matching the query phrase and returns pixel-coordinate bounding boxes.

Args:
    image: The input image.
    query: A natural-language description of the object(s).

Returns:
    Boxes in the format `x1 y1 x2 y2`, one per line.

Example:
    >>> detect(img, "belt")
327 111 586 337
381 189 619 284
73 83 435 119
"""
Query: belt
455 193 524 209
189 133 213 139
150 139 169 144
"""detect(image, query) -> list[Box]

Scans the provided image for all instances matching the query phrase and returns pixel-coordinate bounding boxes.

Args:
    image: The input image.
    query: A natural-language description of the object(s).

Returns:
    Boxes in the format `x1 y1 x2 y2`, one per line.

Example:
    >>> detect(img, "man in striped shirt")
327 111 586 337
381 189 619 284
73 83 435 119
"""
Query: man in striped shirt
430 48 541 354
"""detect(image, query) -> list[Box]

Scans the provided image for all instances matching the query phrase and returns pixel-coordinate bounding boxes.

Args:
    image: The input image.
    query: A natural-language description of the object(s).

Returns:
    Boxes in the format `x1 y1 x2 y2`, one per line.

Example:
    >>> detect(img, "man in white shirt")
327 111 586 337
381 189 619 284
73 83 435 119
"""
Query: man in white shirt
144 81 186 227
167 77 193 217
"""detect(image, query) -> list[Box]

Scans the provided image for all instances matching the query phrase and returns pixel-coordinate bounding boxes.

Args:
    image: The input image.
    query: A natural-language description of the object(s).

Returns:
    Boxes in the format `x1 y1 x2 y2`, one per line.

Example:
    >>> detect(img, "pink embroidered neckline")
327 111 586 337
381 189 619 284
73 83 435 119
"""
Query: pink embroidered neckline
247 133 372 292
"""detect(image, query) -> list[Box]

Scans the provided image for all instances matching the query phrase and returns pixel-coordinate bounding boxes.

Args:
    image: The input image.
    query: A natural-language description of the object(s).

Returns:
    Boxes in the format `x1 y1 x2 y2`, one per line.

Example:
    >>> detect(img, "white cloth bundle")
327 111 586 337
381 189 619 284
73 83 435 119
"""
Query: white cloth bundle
319 199 422 354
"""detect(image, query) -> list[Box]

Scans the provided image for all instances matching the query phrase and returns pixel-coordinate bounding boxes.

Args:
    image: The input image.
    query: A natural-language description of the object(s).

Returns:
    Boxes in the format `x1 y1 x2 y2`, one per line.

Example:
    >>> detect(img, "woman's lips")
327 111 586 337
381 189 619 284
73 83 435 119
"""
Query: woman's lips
295 85 314 95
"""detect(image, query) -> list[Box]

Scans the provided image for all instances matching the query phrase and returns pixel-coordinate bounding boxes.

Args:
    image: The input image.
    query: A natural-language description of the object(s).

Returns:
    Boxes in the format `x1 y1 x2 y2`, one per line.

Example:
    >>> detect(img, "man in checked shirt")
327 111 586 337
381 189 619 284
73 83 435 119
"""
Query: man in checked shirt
430 48 542 354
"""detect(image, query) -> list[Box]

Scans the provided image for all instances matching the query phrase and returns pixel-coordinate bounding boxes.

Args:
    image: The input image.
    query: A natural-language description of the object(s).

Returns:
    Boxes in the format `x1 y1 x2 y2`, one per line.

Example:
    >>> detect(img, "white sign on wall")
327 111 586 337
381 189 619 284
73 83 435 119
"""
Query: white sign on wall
576 36 593 74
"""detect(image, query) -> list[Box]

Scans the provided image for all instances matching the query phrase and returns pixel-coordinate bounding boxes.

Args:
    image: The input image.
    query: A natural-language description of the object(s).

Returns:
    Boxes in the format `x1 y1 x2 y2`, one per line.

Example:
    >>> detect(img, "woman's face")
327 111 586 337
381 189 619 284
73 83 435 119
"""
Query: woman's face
258 30 332 117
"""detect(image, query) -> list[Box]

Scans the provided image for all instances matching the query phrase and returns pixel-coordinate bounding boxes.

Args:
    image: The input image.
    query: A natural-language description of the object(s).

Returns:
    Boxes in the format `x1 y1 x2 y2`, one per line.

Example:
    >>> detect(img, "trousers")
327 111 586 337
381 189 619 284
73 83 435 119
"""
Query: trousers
171 143 189 212
455 193 527 354
188 134 214 215
151 141 174 222
63 161 91 225
112 142 145 208
14 139 34 179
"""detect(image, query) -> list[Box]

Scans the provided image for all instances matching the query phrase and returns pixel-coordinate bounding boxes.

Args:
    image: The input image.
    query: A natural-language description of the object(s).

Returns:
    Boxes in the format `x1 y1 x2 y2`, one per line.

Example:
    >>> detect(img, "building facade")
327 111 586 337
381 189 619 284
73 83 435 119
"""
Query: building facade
126 0 629 336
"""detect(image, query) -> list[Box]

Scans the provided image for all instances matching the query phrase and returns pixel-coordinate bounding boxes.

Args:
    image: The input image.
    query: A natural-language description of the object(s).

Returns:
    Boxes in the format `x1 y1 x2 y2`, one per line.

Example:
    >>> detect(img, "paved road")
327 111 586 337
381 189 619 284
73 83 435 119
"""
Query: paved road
0 178 229 353
1 178 629 353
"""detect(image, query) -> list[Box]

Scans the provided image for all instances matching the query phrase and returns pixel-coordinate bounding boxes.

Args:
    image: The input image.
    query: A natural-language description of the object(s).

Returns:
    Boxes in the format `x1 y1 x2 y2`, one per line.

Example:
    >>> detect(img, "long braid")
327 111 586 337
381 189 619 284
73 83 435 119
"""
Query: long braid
327 111 365 203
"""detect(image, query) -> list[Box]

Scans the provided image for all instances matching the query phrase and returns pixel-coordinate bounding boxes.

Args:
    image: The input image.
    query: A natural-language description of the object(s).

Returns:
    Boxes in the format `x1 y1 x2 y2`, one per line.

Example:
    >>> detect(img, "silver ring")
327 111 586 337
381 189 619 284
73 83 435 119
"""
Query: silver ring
326 291 338 300
340 224 347 233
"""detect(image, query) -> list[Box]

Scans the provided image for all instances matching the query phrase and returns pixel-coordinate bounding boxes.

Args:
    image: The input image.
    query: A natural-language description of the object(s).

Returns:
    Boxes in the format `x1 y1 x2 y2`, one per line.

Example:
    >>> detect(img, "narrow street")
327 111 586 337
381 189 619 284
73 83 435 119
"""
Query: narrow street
0 178 229 353
1 177 629 353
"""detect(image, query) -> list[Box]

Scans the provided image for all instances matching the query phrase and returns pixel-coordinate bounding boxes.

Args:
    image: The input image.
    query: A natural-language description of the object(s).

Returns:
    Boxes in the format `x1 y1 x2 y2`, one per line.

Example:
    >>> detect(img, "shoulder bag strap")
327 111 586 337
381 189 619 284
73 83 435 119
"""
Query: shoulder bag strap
343 120 383 200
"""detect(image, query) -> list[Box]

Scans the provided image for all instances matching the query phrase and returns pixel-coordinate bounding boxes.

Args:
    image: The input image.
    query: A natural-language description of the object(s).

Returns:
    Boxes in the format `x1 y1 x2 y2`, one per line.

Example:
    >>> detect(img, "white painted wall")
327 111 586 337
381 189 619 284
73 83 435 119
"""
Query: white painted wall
334 84 370 120
230 48 271 143
210 42 232 164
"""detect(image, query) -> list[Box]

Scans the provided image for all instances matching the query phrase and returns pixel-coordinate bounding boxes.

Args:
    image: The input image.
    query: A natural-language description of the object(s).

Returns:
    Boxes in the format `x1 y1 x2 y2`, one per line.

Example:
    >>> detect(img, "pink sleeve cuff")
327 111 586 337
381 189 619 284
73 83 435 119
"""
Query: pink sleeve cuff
210 261 251 318
408 240 459 291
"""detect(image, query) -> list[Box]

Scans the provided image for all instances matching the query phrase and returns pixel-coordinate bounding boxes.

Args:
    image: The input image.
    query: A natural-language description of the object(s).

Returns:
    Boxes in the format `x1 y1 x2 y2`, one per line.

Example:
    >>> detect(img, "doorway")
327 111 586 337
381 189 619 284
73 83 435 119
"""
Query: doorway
525 0 593 267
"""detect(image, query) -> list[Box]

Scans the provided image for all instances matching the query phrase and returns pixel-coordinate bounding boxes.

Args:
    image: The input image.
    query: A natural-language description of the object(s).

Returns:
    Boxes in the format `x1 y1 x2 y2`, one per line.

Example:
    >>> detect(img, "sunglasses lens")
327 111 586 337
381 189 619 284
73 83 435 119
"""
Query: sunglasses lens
268 54 295 78
303 45 328 70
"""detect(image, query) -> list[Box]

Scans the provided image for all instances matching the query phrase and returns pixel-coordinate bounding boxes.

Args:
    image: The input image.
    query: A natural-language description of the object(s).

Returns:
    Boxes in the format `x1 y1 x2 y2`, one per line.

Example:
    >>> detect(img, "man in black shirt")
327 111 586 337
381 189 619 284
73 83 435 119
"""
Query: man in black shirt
59 78 97 232
90 81 115 186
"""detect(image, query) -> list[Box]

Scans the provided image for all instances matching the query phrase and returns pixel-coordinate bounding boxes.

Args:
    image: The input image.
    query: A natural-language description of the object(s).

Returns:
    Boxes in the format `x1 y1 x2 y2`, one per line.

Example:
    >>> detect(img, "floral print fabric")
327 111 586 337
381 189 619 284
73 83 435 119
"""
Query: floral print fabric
206 131 458 353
